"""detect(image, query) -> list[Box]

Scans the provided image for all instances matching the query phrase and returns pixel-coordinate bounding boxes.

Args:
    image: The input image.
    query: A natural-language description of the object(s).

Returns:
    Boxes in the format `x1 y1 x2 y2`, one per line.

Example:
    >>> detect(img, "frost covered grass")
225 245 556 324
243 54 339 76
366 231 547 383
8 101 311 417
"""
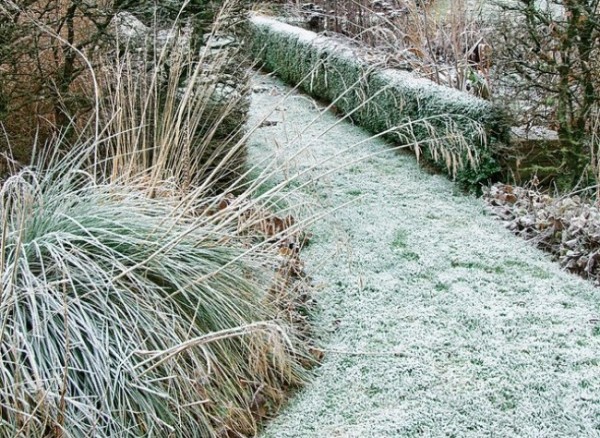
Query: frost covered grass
248 74 600 437
0 150 309 436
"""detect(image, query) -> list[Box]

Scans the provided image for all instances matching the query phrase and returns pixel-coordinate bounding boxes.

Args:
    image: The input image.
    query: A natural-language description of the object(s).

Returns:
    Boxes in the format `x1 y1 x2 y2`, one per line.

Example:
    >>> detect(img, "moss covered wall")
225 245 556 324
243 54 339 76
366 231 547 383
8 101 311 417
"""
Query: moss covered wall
248 16 510 187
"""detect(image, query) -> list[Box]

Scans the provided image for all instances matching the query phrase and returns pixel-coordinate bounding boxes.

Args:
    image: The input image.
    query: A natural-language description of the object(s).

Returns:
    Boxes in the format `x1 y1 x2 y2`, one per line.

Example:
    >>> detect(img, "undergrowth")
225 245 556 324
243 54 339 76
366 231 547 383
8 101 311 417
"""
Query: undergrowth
0 1 315 436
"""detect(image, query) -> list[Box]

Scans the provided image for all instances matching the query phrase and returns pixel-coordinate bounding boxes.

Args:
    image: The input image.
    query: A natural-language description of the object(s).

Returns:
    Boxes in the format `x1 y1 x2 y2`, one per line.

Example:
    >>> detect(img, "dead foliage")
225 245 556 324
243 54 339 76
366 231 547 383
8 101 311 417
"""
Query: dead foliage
212 192 320 428
485 182 600 283
282 0 492 96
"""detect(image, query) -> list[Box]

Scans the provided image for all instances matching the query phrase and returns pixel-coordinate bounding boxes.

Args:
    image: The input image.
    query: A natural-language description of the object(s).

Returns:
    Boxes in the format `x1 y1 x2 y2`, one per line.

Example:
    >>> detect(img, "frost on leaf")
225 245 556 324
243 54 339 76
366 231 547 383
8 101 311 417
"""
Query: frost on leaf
484 183 600 283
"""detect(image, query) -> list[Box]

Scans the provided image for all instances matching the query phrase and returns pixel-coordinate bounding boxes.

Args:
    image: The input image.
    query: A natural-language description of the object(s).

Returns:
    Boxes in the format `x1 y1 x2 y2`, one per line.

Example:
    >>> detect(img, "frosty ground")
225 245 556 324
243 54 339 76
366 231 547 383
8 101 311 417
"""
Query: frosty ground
247 73 600 437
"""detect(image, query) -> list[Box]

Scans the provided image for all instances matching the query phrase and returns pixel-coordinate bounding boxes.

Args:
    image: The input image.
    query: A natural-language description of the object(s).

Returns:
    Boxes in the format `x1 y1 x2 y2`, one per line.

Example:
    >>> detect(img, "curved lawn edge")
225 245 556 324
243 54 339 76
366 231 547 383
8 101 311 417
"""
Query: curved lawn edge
248 72 600 438
248 15 510 186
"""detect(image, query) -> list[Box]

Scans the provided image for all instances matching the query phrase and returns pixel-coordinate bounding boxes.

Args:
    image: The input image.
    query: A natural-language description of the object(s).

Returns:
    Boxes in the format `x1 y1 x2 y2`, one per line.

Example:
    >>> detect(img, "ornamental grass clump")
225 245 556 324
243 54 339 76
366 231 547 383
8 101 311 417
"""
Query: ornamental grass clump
0 148 309 436
0 1 313 436
101 0 253 192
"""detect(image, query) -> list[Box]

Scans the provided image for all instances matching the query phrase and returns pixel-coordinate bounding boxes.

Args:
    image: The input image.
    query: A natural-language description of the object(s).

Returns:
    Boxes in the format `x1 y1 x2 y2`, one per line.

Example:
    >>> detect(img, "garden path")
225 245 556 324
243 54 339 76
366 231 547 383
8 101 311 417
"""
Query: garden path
247 73 600 437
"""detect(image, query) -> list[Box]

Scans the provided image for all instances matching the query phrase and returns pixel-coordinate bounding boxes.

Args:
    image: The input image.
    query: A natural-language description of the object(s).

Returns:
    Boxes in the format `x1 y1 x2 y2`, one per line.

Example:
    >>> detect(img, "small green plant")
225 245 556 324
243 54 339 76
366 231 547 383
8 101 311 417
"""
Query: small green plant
456 150 501 192
391 229 409 249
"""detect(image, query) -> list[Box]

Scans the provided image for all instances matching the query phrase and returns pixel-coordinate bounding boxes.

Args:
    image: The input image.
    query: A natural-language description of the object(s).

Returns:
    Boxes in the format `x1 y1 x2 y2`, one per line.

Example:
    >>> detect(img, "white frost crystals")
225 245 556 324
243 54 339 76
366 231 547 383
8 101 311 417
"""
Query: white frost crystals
109 12 148 46
248 73 600 437
485 182 600 283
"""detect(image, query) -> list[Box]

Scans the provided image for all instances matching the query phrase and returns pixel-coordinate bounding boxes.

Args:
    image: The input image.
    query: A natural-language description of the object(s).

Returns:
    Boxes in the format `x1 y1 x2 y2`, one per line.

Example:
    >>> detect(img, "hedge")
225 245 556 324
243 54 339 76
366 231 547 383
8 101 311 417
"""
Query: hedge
248 16 511 187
